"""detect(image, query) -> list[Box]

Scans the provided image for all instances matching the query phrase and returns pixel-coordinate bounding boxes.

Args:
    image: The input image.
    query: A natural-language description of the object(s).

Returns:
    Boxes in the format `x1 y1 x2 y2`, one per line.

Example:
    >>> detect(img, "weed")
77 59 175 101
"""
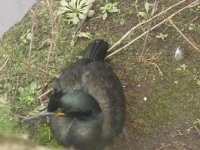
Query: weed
76 31 92 39
156 32 168 41
57 0 95 25
176 64 188 71
188 23 200 31
18 82 38 105
194 118 200 126
20 29 32 44
100 2 119 20
138 2 154 19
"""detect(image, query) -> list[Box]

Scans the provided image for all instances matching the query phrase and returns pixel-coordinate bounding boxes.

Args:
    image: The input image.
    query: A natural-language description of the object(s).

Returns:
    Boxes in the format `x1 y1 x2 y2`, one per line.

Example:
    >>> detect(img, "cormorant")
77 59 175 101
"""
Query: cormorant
24 39 126 150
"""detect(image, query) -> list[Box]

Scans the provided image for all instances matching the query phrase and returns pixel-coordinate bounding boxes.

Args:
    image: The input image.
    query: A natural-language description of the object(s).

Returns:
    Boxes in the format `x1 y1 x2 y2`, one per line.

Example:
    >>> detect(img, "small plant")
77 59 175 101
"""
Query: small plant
194 118 200 126
20 29 32 44
138 2 154 19
77 31 92 39
197 80 200 86
57 0 95 25
176 64 188 71
100 2 119 20
18 82 37 105
188 23 200 31
156 33 168 41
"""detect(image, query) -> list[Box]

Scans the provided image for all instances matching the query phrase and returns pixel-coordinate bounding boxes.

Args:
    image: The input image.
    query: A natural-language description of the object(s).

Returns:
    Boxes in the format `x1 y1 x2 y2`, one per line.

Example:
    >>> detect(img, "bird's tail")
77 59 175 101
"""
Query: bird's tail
83 39 108 61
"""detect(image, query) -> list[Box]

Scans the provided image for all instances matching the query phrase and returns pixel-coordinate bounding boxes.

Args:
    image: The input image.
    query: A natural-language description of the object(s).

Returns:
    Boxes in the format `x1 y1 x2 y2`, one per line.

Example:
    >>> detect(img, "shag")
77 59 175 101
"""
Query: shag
24 39 126 150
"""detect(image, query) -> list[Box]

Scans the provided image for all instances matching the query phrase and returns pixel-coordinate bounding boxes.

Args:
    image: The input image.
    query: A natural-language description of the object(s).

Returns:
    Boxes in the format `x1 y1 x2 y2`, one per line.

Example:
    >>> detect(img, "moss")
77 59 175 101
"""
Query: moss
1 0 200 149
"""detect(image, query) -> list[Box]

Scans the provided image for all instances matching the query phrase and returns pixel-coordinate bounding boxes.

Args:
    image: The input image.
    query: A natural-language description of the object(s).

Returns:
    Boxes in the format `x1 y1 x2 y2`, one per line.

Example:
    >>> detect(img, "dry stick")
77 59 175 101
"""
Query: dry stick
28 11 35 58
194 125 200 136
139 0 159 62
12 76 19 101
107 0 187 52
37 88 53 99
44 0 57 74
0 55 10 71
106 2 195 58
168 19 200 52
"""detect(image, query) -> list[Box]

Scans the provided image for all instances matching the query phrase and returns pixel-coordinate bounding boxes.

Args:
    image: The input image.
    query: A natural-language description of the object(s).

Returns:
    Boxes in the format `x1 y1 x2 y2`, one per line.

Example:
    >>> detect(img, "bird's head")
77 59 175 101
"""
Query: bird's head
57 90 102 120
23 89 101 122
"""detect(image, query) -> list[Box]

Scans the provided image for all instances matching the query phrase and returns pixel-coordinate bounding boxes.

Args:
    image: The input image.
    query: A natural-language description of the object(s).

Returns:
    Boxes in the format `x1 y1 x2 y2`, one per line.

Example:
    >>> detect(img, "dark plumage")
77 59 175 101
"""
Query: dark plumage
47 39 126 150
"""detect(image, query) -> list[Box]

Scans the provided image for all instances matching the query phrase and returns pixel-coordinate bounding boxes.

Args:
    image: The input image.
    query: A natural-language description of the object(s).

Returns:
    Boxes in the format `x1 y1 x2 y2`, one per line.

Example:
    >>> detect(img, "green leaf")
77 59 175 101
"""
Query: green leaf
26 33 32 40
60 0 68 7
180 64 187 70
109 8 119 13
72 16 80 24
138 11 147 19
57 10 66 16
197 80 200 86
70 40 75 47
67 12 78 18
86 0 95 5
30 82 37 91
79 13 86 20
77 32 92 39
102 13 108 20
88 10 95 17
145 2 150 13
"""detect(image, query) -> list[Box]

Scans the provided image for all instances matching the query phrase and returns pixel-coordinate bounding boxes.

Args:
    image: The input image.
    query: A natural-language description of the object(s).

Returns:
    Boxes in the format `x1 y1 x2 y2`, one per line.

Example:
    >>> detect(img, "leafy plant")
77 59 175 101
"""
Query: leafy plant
57 0 95 25
18 82 37 105
194 118 200 126
100 2 119 20
188 23 200 31
156 33 168 41
77 31 92 39
176 64 188 71
20 29 32 43
138 2 154 19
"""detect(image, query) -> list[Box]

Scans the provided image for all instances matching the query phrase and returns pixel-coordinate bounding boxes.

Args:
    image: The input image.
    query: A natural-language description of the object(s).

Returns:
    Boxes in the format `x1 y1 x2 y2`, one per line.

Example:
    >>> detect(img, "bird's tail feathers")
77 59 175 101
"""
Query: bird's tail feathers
83 39 108 61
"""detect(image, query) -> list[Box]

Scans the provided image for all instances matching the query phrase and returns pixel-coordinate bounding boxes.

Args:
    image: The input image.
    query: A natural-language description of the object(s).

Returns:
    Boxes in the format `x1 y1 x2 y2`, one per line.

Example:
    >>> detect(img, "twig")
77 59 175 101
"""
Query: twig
168 18 200 52
194 125 200 136
37 88 53 99
43 0 58 74
106 1 197 58
187 125 200 137
28 10 35 58
107 0 187 52
0 55 10 72
12 76 19 101
139 0 159 62
0 76 22 81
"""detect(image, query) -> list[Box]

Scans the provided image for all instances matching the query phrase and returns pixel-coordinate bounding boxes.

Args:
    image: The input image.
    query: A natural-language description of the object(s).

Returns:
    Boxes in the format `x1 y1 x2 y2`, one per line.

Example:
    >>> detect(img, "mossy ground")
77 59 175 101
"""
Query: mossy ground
0 0 200 149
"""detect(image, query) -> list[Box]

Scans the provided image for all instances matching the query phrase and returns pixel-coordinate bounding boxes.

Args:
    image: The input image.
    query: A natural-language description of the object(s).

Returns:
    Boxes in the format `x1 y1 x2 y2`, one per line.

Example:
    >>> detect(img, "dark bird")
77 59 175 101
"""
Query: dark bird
24 39 126 150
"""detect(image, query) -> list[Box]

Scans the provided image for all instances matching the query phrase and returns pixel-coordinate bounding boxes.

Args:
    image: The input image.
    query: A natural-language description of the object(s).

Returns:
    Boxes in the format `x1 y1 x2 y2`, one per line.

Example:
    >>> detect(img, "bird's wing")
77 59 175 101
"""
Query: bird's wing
48 59 91 111
81 61 126 140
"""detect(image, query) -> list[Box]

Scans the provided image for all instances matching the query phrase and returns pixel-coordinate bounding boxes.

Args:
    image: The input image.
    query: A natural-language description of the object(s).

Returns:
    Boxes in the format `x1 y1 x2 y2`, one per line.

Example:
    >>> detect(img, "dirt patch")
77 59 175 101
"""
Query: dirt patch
1 0 200 149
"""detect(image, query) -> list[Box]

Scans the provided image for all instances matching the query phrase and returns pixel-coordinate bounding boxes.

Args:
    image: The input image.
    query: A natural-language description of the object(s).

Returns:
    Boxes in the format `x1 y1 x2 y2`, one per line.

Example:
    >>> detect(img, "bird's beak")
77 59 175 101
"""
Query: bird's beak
55 112 65 117
22 109 62 123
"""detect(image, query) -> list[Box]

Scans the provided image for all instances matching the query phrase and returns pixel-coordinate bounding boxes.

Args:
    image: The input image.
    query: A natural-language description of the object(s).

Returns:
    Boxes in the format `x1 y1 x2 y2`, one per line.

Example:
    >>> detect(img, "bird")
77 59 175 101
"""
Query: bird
23 39 126 150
